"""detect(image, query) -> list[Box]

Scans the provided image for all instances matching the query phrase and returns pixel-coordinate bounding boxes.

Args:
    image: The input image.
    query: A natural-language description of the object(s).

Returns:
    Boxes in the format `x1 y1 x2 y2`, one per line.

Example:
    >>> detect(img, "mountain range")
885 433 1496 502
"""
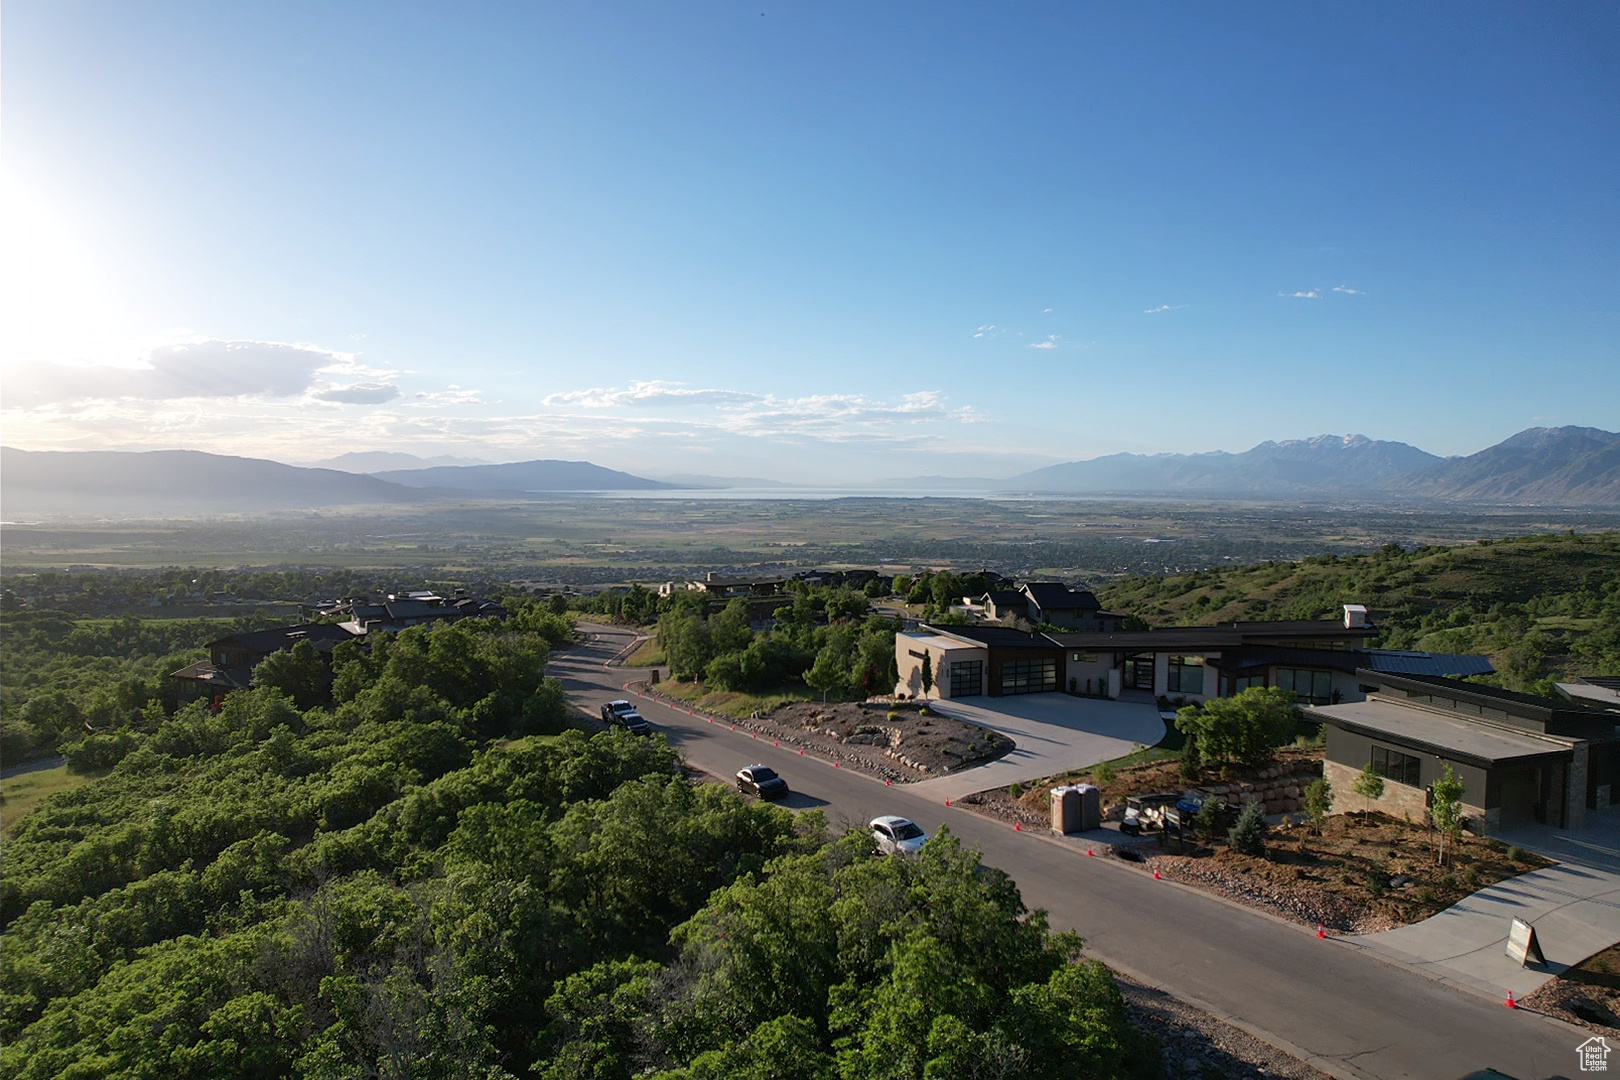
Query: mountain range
0 449 668 515
2 427 1616 515
1004 428 1620 503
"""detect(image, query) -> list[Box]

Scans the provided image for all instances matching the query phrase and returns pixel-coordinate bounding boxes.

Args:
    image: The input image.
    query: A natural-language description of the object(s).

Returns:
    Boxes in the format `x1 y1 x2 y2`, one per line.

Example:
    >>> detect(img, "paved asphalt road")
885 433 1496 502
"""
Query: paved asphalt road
556 627 1583 1080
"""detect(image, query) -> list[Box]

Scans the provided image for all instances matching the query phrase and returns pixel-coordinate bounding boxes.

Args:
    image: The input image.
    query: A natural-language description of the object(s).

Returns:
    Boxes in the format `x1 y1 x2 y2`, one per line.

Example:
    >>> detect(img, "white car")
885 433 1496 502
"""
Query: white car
870 815 928 856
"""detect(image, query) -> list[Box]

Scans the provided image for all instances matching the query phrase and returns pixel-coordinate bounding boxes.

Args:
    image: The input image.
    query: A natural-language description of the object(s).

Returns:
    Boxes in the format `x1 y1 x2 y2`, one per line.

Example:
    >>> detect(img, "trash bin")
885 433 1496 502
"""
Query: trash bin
1050 785 1101 834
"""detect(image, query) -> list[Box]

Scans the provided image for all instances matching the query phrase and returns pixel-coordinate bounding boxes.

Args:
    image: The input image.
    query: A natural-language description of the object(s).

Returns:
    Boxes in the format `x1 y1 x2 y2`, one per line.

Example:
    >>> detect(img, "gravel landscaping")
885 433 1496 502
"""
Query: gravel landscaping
1118 974 1333 1080
1521 943 1620 1034
959 749 1552 933
633 684 1014 782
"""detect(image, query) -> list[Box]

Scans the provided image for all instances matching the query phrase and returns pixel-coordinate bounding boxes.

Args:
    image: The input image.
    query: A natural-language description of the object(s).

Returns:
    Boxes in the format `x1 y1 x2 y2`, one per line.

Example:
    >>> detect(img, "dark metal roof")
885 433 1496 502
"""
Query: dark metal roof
1021 582 1102 611
1048 628 1244 650
210 623 357 655
1223 619 1376 638
924 624 1060 649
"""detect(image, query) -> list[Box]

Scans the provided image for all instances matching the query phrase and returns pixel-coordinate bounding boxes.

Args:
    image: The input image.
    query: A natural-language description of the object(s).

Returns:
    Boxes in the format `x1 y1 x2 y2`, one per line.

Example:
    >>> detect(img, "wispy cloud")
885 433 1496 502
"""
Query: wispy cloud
1332 285 1363 295
1028 334 1061 350
543 381 758 408
1280 290 1321 299
315 382 400 404
536 381 989 444
1042 307 1053 313
972 324 997 339
1143 304 1187 314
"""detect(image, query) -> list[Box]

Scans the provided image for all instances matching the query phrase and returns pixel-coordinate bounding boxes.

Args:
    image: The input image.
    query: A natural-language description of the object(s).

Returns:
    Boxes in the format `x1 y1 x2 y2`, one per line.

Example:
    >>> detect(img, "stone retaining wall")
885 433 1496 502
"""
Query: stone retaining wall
1199 758 1324 816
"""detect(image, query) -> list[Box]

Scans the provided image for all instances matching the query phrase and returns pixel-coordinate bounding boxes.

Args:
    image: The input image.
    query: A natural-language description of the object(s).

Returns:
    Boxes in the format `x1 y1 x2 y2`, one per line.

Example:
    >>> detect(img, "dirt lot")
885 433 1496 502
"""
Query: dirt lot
961 750 1551 933
633 685 1013 782
1523 943 1620 1033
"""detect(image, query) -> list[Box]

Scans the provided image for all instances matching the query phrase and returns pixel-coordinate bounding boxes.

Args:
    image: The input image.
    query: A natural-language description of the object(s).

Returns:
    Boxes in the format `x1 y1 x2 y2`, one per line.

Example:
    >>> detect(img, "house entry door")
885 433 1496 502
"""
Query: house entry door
1126 656 1154 691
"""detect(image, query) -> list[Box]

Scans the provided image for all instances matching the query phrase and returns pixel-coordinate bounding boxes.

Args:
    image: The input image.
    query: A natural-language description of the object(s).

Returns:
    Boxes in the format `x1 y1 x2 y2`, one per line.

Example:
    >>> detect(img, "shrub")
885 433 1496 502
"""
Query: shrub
1228 801 1266 856
1195 797 1228 841
1178 732 1201 781
1093 760 1117 787
1351 762 1385 803
1174 687 1299 771
1008 782 1024 799
1506 846 1523 862
887 711 899 721
1303 777 1332 830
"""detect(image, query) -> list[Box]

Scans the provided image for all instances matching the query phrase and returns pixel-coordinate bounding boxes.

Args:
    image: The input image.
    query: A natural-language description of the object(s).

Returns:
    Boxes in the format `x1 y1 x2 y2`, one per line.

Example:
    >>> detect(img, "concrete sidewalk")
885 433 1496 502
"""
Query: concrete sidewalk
914 694 1164 802
1342 842 1620 999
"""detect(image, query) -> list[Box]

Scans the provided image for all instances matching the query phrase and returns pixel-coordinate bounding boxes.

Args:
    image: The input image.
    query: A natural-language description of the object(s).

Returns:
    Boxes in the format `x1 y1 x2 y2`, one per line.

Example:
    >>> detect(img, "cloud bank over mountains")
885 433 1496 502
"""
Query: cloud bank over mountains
1 351 1024 481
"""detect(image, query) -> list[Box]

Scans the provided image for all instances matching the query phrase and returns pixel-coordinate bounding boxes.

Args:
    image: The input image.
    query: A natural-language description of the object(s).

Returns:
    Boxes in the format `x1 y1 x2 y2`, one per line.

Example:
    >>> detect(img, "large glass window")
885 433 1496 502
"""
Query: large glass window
1001 657 1057 695
949 659 983 697
1276 667 1334 705
1371 745 1421 787
1230 674 1265 695
1167 656 1204 695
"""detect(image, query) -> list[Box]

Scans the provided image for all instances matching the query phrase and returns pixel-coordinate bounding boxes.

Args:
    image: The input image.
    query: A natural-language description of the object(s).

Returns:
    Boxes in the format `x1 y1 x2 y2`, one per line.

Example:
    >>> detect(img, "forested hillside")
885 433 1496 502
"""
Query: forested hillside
1097 532 1620 693
1 603 1154 1079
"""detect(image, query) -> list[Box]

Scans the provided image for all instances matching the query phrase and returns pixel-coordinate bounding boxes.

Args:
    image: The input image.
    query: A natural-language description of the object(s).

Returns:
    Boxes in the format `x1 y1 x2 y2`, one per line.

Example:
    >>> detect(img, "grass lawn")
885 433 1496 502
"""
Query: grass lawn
1 764 92 839
624 639 666 667
654 679 817 719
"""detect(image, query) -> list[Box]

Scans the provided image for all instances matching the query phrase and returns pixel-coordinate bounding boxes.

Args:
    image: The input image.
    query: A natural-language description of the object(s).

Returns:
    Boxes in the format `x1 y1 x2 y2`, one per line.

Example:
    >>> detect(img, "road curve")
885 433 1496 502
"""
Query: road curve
553 625 1582 1080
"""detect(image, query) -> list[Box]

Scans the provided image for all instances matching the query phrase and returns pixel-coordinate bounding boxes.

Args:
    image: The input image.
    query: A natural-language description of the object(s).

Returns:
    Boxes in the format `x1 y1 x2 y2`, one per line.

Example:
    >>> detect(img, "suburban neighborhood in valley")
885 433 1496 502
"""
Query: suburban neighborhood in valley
7 5 1620 1080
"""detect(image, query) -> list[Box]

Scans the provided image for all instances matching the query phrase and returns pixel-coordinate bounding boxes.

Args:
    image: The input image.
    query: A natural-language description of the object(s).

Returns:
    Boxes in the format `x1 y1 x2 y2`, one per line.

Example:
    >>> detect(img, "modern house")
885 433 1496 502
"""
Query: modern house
173 592 507 702
658 573 787 599
894 605 1494 704
338 592 507 635
1308 671 1620 833
1017 581 1125 630
967 581 1128 631
171 622 360 700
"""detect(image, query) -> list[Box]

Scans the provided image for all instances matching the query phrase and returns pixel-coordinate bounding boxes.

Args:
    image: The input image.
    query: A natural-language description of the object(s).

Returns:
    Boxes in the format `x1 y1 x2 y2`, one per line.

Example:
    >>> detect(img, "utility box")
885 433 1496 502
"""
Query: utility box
1051 784 1101 834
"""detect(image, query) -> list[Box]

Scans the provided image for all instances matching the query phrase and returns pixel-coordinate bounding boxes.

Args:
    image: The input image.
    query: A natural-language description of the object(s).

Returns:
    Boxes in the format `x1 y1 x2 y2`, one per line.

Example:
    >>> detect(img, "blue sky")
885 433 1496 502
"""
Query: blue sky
3 3 1616 481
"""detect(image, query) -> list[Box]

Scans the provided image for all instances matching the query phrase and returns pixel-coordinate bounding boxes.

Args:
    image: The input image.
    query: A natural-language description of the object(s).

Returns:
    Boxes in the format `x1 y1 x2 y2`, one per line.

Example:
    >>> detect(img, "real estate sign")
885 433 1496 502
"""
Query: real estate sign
1506 917 1546 966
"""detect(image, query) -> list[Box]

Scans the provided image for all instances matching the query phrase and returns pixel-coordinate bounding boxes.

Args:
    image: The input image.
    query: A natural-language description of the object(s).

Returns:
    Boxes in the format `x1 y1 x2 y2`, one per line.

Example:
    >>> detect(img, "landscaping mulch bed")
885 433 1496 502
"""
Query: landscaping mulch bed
633 685 1013 782
1522 943 1620 1034
959 748 1552 933
1146 815 1551 933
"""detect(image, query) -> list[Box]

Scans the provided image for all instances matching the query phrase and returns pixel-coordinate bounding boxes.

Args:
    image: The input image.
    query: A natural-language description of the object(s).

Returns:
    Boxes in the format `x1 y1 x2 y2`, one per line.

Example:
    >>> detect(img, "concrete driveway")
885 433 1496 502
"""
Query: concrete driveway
1343 806 1620 999
913 693 1166 802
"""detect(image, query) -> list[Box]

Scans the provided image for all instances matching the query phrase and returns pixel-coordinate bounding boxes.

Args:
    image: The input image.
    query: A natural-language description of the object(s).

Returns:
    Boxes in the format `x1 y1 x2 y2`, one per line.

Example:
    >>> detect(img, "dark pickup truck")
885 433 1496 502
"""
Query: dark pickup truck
600 699 652 735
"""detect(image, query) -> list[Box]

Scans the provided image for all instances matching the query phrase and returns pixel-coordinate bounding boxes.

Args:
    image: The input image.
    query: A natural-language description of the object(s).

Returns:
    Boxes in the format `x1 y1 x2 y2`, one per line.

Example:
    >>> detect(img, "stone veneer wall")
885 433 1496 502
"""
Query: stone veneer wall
1323 759 1492 831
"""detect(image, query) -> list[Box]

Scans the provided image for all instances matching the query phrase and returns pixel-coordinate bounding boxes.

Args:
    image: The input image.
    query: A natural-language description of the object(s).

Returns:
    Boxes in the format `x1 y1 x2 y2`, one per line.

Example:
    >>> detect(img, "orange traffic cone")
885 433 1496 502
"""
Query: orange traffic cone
834 760 840 768
945 799 951 807
1087 848 1095 857
1317 924 1327 939
885 779 891 786
1014 822 1022 831
1504 990 1518 1009
798 748 804 755
1153 868 1161 880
